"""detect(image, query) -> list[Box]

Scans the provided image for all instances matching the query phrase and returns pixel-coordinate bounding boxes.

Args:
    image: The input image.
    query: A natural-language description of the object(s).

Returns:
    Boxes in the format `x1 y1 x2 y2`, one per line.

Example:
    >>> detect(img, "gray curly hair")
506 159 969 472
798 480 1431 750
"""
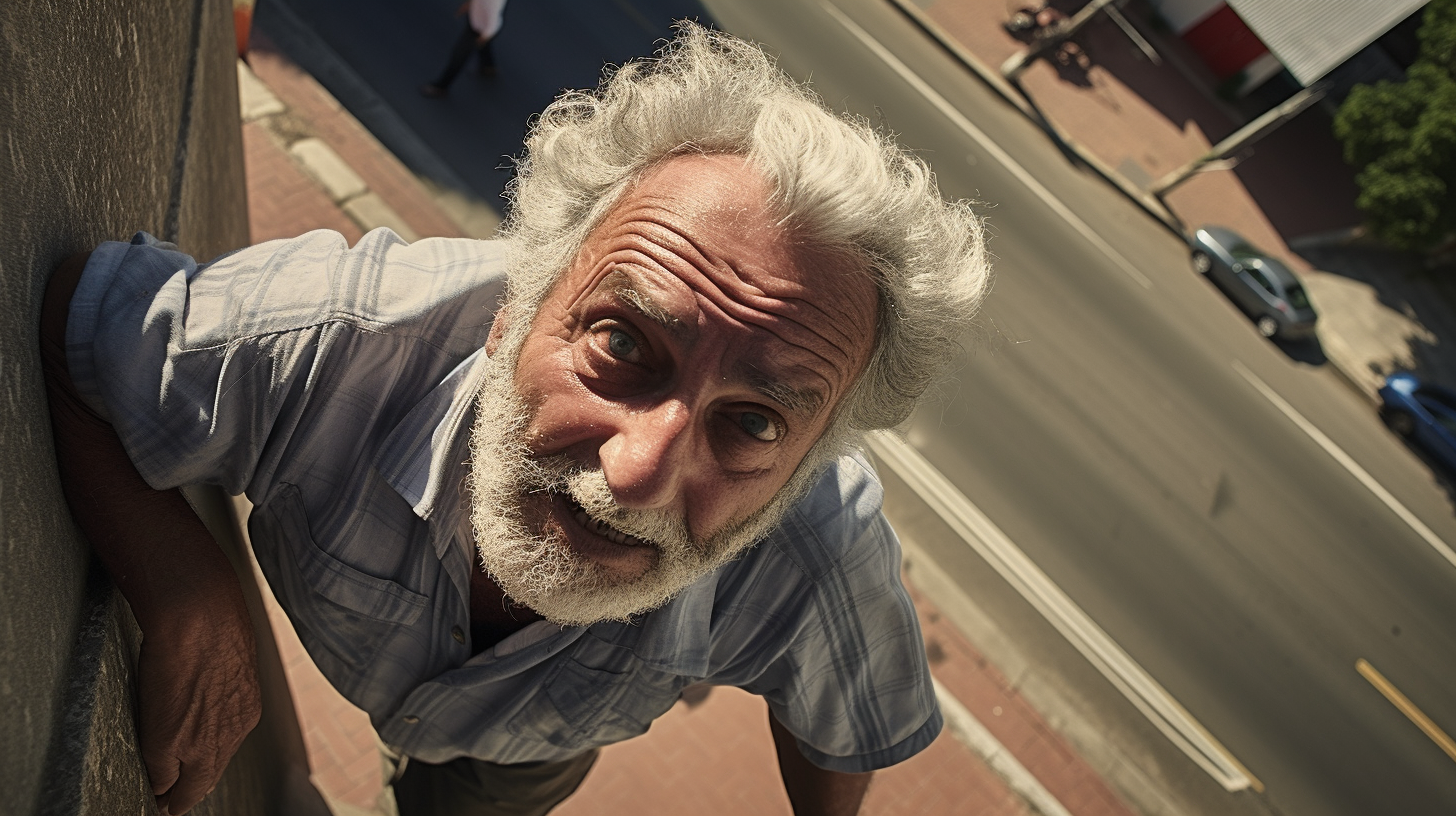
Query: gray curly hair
498 21 989 442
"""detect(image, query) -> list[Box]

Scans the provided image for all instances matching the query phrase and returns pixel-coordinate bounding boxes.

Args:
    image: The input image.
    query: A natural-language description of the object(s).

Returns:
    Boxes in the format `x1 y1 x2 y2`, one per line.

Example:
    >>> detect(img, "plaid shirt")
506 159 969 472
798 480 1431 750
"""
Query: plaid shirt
67 229 941 771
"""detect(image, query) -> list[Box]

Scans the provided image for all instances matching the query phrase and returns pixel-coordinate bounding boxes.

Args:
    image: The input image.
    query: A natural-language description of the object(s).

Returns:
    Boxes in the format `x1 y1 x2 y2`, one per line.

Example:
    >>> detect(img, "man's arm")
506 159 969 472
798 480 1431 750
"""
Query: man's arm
41 253 262 816
769 710 872 816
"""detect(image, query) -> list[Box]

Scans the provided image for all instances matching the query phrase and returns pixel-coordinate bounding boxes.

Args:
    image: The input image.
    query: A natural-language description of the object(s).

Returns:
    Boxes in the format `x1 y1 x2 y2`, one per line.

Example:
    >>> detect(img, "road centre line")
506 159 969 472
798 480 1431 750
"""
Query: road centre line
821 1 1154 290
1232 361 1456 572
1355 658 1456 764
867 431 1260 792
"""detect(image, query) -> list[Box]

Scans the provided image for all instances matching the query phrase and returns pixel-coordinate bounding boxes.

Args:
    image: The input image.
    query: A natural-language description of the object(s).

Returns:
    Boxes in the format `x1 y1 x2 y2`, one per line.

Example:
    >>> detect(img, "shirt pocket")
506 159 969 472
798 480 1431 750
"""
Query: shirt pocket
506 645 683 753
260 484 429 673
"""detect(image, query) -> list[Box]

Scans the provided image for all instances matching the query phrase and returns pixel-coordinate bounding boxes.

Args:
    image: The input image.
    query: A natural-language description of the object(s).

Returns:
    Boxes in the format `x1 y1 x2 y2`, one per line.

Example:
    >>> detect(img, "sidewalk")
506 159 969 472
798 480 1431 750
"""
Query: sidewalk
892 0 1456 398
236 33 1139 816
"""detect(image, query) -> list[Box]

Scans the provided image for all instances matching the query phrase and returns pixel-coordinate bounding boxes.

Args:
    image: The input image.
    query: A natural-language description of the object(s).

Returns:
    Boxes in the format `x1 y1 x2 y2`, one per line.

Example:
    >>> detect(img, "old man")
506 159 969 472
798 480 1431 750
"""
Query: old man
42 23 989 816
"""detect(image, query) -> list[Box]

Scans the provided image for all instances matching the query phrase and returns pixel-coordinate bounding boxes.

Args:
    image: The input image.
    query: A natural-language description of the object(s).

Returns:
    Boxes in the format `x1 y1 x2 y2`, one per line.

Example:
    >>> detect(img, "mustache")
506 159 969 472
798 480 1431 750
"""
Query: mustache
521 455 698 551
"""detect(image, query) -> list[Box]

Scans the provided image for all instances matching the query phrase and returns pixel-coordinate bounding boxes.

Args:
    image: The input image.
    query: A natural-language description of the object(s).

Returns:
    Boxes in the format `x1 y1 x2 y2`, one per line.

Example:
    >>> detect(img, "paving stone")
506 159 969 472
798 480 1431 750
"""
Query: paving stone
289 137 368 202
238 61 286 122
342 192 420 242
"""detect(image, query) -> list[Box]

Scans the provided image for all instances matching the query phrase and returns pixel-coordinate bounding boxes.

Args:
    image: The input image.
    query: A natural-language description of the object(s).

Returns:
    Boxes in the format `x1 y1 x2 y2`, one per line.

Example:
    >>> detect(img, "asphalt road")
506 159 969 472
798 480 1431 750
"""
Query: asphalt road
257 0 1456 812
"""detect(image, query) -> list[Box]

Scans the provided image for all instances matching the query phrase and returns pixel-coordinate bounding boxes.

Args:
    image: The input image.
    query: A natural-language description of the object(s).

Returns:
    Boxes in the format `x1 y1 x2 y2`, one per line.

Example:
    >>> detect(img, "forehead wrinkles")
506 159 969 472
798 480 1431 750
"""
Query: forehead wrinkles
611 215 874 375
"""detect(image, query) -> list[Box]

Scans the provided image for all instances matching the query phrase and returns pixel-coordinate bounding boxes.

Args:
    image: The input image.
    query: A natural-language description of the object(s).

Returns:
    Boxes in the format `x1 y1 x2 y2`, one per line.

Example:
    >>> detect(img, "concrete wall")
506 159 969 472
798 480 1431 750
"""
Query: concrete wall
0 0 293 813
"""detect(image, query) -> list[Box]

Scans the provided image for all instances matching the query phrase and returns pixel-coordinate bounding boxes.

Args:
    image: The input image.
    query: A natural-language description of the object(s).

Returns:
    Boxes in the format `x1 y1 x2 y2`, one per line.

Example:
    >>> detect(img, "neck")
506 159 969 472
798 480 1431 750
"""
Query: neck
469 566 543 654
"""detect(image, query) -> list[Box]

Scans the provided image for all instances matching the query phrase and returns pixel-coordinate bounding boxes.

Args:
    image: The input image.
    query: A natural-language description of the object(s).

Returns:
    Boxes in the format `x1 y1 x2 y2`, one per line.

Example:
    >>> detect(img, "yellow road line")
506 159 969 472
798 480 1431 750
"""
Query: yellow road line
1356 658 1456 764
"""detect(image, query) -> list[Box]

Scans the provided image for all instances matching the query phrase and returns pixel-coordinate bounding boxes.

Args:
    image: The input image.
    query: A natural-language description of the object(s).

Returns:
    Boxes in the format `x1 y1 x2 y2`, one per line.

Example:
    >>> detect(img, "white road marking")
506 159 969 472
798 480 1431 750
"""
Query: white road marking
1232 360 1456 572
933 677 1075 816
821 1 1154 290
867 431 1259 792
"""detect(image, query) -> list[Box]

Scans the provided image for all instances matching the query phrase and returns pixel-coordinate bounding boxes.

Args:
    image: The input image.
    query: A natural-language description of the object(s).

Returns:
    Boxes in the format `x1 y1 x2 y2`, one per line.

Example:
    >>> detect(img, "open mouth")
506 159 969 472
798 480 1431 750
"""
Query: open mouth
564 494 651 549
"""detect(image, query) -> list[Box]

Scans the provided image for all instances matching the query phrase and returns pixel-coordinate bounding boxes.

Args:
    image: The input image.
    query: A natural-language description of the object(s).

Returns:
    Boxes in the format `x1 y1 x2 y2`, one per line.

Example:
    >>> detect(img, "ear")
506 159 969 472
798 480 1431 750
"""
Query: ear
485 303 512 357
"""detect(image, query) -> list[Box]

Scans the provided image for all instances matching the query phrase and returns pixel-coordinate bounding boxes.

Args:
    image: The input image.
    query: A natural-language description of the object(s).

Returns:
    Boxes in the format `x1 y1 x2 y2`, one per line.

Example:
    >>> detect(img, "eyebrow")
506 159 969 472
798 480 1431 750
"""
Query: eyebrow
603 270 685 335
749 374 827 419
601 269 828 419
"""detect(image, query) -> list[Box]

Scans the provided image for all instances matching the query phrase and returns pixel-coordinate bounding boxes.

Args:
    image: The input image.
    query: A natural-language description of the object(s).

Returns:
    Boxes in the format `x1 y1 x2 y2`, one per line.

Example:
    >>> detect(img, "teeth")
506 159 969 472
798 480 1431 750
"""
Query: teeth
571 503 640 547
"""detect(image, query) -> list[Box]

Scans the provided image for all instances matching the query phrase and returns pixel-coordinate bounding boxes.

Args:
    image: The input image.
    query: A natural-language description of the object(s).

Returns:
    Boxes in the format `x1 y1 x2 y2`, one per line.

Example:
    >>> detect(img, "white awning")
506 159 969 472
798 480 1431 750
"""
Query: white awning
1226 0 1429 85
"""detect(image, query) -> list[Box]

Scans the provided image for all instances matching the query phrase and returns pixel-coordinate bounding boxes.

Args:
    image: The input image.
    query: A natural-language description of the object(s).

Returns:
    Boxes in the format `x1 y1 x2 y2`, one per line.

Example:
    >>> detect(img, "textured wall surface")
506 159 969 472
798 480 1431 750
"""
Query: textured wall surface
0 0 249 812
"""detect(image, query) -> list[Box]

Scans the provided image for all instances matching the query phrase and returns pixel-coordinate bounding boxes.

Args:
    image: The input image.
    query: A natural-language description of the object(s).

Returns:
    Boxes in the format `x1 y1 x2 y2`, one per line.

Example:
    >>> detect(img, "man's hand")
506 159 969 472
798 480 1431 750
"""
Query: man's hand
769 711 872 816
42 252 263 813
137 599 262 814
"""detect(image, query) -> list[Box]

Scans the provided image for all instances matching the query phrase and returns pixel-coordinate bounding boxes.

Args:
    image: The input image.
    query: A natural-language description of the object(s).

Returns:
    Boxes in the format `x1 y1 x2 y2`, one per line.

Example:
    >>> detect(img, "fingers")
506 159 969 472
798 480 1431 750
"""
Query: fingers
161 758 218 815
142 692 261 814
146 726 239 814
134 625 263 815
144 746 181 797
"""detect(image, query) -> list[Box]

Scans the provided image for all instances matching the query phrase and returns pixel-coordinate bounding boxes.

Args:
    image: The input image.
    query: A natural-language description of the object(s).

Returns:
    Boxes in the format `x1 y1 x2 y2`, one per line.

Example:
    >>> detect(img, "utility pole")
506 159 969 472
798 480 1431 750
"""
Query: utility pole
1148 85 1325 197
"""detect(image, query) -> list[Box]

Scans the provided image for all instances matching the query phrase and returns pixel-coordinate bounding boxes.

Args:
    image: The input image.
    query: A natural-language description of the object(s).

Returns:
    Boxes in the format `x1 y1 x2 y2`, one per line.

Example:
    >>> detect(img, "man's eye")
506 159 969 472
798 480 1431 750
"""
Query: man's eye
606 329 638 360
739 411 780 442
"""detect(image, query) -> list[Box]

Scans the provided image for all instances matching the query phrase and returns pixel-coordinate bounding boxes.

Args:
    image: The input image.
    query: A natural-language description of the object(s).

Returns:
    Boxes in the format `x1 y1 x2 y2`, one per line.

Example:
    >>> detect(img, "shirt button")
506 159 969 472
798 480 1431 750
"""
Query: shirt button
402 715 420 724
451 626 466 644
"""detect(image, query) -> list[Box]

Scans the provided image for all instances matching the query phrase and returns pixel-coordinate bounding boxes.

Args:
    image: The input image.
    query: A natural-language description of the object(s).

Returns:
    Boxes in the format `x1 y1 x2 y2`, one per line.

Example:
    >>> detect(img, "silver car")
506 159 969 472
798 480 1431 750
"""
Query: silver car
1190 226 1318 339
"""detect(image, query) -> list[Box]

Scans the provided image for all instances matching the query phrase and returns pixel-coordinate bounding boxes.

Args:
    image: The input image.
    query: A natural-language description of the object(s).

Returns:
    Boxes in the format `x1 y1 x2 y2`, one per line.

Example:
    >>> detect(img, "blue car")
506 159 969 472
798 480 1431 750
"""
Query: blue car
1378 372 1456 473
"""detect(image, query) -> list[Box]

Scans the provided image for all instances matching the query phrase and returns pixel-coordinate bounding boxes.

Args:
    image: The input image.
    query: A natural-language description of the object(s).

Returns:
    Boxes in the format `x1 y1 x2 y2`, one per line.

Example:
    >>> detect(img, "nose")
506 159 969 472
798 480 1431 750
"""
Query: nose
597 400 694 510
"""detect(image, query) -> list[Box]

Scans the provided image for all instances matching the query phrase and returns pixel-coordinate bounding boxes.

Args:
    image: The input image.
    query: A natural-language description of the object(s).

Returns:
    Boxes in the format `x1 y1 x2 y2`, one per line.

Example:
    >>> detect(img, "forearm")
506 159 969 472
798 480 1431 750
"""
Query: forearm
40 252 249 631
43 252 263 813
770 710 872 816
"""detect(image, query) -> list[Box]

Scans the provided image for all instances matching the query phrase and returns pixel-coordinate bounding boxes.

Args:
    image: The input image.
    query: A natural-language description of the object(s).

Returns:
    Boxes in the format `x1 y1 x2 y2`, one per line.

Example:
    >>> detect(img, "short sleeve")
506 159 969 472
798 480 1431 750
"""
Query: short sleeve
741 457 942 773
65 229 504 496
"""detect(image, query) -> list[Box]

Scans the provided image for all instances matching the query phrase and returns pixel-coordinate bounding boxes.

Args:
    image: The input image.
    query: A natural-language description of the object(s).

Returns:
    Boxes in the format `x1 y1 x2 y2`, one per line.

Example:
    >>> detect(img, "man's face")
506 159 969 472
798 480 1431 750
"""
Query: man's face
468 154 878 625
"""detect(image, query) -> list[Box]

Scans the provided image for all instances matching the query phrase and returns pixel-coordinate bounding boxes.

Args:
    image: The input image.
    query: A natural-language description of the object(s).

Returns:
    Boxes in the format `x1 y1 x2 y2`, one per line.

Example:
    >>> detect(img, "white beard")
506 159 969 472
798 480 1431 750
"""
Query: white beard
464 343 816 627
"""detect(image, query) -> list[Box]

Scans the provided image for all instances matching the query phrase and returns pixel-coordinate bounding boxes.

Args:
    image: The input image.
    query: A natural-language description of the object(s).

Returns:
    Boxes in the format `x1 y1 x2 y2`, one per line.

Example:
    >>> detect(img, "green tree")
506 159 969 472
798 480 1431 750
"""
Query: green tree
1335 0 1456 252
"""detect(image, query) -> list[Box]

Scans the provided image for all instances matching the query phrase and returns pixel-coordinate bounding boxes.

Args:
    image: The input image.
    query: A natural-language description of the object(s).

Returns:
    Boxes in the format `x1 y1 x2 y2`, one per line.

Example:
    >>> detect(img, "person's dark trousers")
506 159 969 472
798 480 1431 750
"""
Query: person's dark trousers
393 750 599 816
431 18 495 89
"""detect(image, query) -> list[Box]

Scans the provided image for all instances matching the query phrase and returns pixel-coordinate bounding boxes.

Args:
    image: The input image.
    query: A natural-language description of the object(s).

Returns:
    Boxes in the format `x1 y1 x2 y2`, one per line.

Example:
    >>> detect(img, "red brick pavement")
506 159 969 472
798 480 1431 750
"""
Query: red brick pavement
246 31 468 242
908 579 1137 816
557 683 1034 816
244 119 364 245
239 36 1141 816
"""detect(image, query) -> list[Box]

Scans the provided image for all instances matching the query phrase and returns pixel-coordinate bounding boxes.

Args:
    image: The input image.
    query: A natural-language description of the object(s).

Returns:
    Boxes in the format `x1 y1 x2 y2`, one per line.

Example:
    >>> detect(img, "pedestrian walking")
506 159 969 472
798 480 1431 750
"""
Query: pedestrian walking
420 0 507 98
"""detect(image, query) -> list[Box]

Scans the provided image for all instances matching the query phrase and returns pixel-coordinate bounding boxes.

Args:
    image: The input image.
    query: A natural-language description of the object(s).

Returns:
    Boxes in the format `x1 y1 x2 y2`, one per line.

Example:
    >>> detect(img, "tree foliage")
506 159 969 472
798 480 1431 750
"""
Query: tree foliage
1335 0 1456 252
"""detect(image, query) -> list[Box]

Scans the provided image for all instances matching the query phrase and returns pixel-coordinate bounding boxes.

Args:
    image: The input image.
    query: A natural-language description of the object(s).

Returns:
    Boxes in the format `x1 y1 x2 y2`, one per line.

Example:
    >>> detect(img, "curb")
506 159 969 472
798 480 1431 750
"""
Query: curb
932 676 1076 816
889 467 1195 816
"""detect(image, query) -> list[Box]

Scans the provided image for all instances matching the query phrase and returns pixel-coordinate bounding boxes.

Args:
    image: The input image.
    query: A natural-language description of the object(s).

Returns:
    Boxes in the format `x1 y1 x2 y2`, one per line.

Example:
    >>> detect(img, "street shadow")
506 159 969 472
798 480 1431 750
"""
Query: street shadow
1272 334 1328 366
1294 242 1456 391
257 0 716 208
1400 433 1456 506
1009 83 1093 167
1377 404 1456 507
1292 242 1456 512
1061 4 1362 242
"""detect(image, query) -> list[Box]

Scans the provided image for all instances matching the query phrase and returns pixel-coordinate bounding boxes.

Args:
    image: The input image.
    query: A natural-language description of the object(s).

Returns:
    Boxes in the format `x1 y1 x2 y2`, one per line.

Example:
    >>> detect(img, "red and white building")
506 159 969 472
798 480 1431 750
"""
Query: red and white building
1149 0 1429 95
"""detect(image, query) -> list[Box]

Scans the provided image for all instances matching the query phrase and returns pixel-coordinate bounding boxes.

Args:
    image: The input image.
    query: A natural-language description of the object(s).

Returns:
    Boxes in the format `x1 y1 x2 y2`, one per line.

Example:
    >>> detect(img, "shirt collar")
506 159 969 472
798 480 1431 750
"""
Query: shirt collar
376 348 490 537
